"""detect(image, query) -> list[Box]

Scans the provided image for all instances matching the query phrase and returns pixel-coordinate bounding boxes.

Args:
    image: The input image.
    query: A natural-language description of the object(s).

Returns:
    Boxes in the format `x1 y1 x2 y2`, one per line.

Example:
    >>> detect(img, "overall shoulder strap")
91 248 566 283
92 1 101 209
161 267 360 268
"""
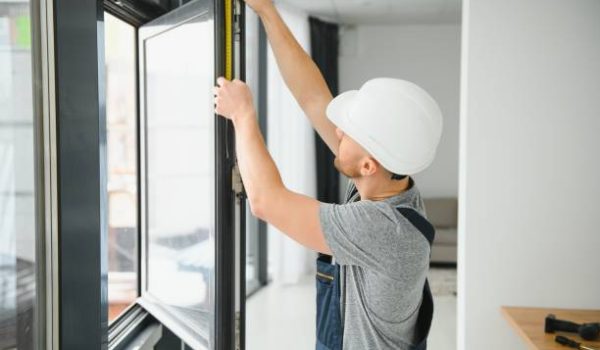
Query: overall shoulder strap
346 183 360 203
396 206 435 350
395 207 435 246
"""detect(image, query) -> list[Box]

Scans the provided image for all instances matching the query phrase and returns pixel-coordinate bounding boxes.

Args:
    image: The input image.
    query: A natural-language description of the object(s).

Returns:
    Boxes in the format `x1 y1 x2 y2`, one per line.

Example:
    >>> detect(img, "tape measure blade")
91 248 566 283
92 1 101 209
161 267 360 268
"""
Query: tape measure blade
224 0 233 80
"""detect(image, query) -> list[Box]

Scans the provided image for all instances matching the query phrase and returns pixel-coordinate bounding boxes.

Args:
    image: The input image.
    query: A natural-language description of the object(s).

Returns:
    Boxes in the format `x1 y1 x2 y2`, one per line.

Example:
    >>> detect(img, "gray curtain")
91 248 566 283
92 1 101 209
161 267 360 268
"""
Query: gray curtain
310 17 340 204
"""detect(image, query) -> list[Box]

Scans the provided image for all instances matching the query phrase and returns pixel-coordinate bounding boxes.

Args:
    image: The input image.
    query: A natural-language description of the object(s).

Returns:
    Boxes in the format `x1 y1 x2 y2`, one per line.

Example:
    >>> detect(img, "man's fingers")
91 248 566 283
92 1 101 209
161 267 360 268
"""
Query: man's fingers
216 76 228 87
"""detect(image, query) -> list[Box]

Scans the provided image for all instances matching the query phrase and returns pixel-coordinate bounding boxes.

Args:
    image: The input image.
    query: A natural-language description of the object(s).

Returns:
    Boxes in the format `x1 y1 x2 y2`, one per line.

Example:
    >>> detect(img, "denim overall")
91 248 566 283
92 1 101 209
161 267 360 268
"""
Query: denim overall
316 189 435 350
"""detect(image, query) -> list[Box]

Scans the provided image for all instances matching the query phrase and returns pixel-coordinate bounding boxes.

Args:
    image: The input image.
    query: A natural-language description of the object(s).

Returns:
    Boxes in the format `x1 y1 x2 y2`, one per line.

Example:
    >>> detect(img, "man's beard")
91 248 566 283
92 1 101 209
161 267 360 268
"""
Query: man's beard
334 157 361 178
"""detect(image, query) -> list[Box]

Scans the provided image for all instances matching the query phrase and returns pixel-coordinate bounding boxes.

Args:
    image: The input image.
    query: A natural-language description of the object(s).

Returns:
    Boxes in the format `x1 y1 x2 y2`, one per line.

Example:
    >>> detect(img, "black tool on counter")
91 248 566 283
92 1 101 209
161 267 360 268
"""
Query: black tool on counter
555 335 600 350
546 314 600 341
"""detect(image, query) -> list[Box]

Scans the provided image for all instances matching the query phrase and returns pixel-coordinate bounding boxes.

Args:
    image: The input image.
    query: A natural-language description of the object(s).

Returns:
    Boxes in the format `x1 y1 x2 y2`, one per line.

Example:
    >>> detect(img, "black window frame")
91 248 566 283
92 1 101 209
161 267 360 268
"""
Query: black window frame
53 0 109 348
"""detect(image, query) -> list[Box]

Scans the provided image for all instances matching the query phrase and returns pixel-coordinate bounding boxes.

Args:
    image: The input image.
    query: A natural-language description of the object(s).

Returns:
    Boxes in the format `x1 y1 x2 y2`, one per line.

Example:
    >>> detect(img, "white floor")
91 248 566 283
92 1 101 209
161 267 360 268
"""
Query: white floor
247 268 457 350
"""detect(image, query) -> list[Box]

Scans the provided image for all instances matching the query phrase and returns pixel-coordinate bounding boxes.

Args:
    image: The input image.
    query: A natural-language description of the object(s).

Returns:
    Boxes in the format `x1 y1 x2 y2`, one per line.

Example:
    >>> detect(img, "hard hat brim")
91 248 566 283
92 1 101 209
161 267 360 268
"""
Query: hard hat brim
326 90 358 134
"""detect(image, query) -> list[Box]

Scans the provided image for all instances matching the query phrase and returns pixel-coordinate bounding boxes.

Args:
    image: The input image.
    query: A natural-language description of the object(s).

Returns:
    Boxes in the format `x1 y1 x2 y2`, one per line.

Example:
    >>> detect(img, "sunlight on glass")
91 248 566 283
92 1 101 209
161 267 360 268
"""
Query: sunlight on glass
0 2 38 348
145 18 215 314
105 12 138 323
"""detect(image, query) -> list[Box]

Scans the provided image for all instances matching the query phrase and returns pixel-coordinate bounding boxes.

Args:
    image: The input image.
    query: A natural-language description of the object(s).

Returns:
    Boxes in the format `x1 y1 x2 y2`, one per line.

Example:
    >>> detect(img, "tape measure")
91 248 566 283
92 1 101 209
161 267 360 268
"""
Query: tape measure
224 0 233 80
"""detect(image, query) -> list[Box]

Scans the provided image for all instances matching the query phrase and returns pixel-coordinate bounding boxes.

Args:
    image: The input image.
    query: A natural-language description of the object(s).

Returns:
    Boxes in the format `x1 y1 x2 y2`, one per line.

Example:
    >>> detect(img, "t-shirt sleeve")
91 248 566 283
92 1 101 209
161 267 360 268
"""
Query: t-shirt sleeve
319 201 423 274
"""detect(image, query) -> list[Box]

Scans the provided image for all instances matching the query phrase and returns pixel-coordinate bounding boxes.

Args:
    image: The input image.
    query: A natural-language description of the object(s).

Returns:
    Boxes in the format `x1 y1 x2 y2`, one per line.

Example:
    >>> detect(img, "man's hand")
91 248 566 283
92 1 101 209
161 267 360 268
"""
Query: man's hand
243 0 273 15
214 77 255 123
214 80 331 255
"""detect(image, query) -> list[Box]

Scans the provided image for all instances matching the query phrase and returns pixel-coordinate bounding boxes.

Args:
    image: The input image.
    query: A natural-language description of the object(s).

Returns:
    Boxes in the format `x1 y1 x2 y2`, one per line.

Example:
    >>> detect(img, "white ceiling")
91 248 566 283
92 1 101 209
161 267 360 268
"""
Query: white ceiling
276 0 462 25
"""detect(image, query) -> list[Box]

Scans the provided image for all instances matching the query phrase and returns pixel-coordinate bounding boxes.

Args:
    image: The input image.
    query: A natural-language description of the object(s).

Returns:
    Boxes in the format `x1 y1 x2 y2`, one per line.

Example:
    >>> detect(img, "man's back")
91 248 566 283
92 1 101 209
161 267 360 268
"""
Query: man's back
319 181 431 349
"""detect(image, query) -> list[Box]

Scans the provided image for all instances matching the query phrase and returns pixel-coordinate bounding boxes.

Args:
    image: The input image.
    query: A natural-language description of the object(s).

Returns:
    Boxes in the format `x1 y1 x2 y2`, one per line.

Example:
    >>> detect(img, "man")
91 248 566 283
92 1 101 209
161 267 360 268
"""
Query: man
214 1 443 349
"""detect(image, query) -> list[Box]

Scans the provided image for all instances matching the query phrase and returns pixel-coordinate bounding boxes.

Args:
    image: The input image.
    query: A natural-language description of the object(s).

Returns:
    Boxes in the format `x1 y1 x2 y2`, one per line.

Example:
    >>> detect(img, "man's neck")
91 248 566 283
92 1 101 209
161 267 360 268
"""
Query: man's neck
354 176 411 201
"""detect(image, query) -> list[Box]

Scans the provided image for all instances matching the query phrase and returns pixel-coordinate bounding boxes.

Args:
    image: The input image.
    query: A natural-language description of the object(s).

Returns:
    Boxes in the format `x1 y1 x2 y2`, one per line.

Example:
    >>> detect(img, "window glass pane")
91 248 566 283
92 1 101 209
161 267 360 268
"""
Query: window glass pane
104 12 138 323
244 9 261 294
143 14 215 336
0 2 38 349
245 213 259 289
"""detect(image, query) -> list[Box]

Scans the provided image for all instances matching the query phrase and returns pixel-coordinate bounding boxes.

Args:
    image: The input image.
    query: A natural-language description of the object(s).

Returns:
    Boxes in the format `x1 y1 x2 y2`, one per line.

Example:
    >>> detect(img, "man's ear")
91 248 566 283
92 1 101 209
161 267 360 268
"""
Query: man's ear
361 157 379 177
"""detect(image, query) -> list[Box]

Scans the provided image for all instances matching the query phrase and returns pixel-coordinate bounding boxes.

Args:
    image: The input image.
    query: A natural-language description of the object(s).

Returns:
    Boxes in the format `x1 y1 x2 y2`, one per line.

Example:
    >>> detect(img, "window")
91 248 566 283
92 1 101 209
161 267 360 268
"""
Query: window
137 3 218 347
0 1 40 348
104 2 267 347
105 12 139 323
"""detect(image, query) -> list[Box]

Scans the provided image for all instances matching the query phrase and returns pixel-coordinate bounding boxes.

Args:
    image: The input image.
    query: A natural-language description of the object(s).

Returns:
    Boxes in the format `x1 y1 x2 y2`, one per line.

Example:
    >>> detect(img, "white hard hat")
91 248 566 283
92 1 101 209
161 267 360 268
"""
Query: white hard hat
326 78 443 175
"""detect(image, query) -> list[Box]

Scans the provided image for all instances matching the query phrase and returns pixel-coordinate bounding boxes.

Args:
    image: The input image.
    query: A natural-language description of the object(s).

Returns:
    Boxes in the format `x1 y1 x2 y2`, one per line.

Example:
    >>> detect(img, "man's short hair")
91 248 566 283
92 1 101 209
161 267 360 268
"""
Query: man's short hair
391 173 407 181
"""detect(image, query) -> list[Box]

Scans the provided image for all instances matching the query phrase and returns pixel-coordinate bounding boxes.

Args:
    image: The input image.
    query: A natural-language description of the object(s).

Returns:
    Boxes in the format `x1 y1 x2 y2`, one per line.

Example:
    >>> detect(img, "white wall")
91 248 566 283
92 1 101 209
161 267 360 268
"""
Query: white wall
339 24 461 198
458 1 600 349
266 4 317 284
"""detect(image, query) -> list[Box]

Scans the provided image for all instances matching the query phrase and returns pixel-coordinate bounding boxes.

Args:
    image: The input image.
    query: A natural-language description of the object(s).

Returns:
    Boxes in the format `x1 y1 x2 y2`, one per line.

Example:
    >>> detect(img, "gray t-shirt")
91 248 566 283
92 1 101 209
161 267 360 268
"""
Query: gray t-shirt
319 180 430 350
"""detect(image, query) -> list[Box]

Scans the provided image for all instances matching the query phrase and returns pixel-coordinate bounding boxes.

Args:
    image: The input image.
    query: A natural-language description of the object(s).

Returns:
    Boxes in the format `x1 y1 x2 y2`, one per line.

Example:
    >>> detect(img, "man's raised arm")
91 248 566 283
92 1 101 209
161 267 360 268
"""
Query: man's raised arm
244 0 339 155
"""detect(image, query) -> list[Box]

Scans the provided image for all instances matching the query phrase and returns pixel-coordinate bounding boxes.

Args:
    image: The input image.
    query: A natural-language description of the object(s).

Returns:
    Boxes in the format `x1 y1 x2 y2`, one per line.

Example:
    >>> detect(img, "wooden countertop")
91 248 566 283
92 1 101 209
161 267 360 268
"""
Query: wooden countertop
502 306 600 350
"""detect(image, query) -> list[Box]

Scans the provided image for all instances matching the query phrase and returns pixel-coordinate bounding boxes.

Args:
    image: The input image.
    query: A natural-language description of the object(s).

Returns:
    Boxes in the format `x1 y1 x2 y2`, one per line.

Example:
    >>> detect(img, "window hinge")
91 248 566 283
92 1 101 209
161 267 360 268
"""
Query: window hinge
234 0 242 36
232 164 244 198
235 311 241 350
